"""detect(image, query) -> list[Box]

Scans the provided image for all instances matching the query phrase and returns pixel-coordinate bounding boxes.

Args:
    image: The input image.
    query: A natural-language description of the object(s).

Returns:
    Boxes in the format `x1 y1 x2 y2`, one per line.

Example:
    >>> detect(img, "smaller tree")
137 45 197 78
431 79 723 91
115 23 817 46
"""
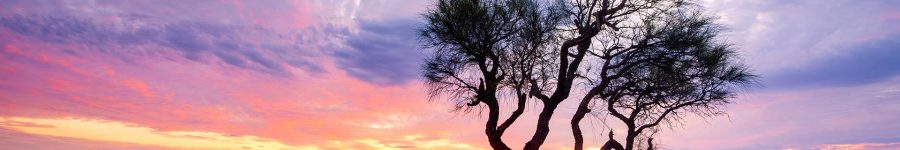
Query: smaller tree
597 9 757 150
566 0 690 149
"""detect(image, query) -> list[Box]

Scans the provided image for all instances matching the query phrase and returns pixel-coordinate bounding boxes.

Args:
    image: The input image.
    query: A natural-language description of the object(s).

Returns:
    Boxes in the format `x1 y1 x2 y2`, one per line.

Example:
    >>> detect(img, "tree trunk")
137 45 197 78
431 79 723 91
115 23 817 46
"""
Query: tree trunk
523 101 560 150
571 104 590 150
484 100 511 150
624 127 636 150
572 89 601 150
487 133 511 150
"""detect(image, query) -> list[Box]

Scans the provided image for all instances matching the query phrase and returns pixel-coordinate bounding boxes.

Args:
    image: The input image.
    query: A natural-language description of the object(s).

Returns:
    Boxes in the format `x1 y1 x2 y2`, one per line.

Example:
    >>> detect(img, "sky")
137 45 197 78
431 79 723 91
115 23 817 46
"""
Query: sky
0 0 898 149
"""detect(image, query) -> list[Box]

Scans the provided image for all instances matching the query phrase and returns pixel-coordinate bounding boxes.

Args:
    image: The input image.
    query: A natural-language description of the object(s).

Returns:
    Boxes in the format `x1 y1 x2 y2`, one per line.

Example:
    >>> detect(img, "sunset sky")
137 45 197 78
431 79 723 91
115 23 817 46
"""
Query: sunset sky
1 0 899 149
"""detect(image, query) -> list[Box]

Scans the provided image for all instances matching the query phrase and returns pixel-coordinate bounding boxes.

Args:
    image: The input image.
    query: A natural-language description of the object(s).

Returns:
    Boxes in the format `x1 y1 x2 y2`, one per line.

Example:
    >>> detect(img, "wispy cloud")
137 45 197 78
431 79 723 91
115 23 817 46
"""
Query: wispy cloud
330 18 424 85
0 14 323 76
765 35 900 89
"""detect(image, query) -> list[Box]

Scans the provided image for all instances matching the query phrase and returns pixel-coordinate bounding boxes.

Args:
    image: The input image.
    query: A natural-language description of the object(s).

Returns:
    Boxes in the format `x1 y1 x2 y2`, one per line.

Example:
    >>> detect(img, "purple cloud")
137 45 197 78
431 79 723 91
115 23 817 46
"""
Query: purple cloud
765 35 900 89
0 14 322 75
330 19 424 85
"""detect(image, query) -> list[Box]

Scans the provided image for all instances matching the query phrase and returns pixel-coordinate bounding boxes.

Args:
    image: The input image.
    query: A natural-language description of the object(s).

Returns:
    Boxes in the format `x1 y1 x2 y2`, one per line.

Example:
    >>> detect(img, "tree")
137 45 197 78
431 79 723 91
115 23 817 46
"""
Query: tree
575 7 757 150
563 0 684 149
525 0 683 149
419 0 559 149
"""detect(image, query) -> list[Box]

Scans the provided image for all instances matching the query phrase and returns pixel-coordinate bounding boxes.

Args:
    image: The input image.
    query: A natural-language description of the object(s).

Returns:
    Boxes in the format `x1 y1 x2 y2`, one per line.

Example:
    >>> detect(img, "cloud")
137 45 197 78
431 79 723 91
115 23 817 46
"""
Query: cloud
701 0 900 74
765 35 900 89
0 0 482 149
330 19 424 85
0 36 475 148
0 0 429 81
812 142 900 150
0 14 323 75
0 0 314 29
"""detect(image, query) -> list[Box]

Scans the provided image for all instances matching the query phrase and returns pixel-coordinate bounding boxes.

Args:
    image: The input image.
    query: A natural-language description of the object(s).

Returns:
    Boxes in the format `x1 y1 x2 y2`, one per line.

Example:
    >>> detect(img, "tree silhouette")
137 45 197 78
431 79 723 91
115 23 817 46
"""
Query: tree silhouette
524 0 695 149
420 0 754 149
592 10 757 149
419 0 559 149
565 3 757 149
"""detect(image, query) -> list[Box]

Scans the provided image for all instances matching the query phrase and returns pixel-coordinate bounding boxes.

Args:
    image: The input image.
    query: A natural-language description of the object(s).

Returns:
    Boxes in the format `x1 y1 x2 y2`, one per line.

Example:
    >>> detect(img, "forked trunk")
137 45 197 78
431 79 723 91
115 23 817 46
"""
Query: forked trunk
523 101 560 150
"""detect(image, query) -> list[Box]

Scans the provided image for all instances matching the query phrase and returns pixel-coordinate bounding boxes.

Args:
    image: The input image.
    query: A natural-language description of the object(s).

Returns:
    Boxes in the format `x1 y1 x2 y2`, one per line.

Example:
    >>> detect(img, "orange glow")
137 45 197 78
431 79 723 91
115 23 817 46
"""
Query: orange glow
0 117 485 150
0 117 315 150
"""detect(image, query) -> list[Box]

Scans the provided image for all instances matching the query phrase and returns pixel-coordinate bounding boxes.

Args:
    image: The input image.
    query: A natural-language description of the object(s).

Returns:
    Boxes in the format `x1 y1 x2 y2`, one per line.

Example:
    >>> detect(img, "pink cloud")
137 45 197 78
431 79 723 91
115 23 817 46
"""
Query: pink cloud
0 28 481 149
